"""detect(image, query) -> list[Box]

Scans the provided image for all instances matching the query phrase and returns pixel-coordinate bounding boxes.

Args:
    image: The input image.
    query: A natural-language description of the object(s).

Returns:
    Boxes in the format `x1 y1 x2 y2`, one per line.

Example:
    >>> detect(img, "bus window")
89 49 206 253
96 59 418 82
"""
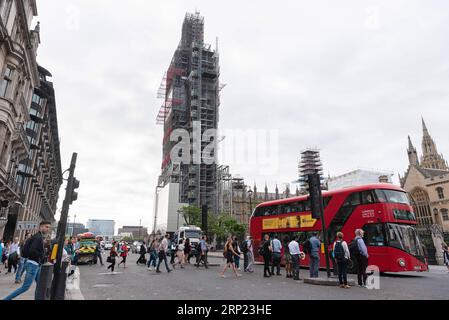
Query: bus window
382 190 410 205
374 190 388 203
363 224 385 246
323 197 332 209
343 193 361 207
304 199 311 211
361 191 376 204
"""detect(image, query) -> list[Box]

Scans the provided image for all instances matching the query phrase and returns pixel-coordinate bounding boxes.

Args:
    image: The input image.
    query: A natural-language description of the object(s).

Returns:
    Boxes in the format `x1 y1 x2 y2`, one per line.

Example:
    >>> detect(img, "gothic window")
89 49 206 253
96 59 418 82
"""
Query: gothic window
410 188 432 225
436 187 445 200
441 209 449 221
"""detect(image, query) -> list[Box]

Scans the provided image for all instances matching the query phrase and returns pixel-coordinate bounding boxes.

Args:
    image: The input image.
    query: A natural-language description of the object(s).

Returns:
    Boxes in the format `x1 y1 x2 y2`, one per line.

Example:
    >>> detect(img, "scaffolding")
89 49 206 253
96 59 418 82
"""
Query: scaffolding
156 12 220 213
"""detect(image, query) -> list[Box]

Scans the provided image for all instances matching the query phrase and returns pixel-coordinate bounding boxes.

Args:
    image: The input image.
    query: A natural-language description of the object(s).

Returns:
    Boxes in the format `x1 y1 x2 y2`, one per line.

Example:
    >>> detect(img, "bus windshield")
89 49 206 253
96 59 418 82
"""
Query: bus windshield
375 190 410 205
386 223 424 257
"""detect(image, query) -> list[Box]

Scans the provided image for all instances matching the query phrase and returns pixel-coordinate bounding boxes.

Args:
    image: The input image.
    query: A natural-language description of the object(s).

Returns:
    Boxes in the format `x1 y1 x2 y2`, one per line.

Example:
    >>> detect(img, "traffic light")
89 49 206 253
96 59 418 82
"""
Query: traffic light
70 177 80 204
308 173 323 220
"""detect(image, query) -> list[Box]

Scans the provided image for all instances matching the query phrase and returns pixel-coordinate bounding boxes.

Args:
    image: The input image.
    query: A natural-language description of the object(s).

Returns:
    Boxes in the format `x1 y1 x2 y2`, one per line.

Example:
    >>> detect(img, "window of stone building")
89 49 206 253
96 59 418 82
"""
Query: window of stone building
442 209 449 221
436 187 445 200
0 66 14 98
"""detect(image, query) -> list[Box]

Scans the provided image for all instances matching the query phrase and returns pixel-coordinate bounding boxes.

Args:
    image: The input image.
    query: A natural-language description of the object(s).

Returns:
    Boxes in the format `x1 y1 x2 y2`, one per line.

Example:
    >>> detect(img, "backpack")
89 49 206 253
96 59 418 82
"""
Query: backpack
334 241 345 261
349 239 361 258
21 237 32 259
302 239 311 255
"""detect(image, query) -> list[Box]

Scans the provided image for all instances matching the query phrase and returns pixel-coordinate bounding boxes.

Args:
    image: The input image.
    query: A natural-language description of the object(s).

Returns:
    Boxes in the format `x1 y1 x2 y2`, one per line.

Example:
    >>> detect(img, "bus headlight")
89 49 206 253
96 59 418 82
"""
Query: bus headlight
398 258 406 267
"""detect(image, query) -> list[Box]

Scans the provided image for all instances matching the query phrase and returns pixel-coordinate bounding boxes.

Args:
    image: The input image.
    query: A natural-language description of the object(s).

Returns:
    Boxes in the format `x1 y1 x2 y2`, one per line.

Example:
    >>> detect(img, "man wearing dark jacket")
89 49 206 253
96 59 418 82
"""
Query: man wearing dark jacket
136 242 147 265
3 221 51 300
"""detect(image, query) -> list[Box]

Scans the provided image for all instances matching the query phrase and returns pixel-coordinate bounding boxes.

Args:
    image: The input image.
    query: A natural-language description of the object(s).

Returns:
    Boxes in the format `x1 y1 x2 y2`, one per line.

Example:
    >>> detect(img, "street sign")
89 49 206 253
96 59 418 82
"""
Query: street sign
17 221 38 231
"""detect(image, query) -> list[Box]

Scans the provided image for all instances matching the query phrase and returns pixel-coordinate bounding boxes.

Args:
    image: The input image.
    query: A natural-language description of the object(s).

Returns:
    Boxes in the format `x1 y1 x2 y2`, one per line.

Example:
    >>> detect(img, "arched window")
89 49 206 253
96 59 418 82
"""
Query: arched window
436 187 445 200
441 208 449 221
410 188 432 225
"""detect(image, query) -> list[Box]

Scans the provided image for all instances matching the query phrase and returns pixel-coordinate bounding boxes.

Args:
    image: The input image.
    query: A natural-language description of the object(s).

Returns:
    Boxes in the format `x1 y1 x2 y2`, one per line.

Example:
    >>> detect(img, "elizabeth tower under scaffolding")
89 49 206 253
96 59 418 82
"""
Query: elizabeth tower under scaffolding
156 12 221 213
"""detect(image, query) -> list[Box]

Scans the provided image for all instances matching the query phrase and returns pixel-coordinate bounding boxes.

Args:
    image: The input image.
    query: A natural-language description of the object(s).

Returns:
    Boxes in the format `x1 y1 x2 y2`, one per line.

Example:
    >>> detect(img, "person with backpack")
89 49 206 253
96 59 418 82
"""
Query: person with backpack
260 234 273 278
333 232 351 288
351 229 369 287
231 236 241 270
3 221 51 300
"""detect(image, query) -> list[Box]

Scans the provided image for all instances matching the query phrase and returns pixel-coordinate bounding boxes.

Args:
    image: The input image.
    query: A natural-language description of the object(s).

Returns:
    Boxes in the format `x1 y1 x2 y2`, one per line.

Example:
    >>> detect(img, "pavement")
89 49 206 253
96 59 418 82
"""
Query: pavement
0 267 35 300
0 263 83 300
76 253 449 300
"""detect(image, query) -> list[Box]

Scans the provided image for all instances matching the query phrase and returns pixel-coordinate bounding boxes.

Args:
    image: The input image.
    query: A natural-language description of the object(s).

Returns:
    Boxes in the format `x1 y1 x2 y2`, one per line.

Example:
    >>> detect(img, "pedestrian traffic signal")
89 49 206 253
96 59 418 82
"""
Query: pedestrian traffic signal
70 177 80 204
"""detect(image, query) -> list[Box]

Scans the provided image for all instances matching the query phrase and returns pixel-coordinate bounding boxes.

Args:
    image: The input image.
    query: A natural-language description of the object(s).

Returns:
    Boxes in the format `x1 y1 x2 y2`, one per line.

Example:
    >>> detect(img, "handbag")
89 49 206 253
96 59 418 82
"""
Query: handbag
106 256 113 263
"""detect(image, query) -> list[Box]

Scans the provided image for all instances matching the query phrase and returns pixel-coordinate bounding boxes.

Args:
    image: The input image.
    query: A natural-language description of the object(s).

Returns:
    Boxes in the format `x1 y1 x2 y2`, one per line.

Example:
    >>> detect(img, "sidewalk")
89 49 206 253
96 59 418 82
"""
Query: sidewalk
0 270 35 300
0 266 83 300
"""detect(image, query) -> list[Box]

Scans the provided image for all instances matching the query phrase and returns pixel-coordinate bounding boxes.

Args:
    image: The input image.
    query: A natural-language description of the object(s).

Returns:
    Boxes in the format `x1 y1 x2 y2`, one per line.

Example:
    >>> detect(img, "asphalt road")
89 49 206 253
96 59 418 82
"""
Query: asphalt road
78 252 449 300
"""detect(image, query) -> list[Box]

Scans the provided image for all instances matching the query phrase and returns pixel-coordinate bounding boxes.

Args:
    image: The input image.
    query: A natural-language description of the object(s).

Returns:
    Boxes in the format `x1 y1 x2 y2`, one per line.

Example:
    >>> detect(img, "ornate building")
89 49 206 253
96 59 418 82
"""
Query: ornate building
0 1 62 241
400 119 449 231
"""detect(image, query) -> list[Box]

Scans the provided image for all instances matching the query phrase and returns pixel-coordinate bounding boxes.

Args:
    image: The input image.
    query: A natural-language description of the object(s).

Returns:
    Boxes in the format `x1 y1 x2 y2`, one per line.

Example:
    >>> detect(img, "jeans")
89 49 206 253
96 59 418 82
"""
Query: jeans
147 251 158 268
271 252 281 275
337 259 348 285
15 258 27 282
3 261 41 300
291 254 300 280
309 255 320 278
157 252 171 272
356 255 368 286
263 254 272 276
234 255 240 269
245 251 254 272
196 253 208 268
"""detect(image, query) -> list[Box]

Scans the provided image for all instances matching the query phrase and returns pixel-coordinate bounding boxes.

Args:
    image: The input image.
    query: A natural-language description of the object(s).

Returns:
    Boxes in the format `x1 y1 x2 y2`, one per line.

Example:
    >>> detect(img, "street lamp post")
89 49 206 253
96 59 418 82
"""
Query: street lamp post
247 188 253 217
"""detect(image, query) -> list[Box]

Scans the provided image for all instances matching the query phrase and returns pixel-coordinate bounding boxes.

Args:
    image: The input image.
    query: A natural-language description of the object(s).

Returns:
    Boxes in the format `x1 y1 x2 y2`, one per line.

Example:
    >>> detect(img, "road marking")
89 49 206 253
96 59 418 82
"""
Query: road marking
97 272 123 275
93 284 114 288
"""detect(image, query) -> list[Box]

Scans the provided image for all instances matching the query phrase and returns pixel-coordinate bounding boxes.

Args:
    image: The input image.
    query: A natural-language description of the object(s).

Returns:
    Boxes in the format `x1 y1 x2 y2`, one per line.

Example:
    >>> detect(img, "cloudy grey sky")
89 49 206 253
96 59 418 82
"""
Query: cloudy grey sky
35 0 449 232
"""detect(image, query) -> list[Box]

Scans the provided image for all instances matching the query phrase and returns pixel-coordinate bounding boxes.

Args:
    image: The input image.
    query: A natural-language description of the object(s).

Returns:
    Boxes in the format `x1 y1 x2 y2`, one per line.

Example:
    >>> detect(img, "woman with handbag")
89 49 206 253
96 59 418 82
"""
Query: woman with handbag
107 241 118 273
219 236 242 278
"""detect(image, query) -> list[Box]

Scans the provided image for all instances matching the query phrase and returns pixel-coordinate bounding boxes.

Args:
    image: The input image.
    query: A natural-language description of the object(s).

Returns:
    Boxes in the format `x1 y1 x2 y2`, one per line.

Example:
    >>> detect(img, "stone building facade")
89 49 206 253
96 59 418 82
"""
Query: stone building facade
400 119 449 232
0 1 62 241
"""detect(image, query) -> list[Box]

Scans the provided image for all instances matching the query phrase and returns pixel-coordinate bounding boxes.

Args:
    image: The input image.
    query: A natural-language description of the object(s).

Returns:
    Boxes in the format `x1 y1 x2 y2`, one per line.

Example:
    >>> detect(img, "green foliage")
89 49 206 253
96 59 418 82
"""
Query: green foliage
121 236 133 243
208 213 247 242
179 205 201 226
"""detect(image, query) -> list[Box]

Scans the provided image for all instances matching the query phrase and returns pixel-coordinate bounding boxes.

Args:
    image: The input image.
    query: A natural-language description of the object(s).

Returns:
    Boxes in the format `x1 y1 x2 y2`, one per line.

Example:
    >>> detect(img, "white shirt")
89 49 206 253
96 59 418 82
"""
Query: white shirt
159 238 168 252
178 243 185 251
8 243 20 256
288 240 301 255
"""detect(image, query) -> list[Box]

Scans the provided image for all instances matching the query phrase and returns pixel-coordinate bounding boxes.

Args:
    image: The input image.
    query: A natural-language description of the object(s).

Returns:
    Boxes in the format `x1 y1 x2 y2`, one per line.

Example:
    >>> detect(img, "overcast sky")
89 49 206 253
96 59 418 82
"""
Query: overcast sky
35 0 449 232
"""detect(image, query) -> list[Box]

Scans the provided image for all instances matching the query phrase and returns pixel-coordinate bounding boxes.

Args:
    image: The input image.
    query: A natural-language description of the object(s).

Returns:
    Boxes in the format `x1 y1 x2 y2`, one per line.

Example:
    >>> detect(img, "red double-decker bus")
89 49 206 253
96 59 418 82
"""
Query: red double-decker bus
249 184 428 273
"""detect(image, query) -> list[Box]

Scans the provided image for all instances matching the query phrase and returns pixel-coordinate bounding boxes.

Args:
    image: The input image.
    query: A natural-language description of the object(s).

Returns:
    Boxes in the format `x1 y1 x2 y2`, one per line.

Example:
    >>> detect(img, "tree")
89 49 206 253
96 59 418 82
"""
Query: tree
179 205 201 226
208 213 247 245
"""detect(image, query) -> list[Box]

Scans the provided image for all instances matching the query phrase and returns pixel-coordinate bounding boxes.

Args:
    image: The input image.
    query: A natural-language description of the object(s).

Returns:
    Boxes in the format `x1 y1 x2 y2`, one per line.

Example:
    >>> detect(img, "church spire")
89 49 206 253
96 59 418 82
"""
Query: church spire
407 136 419 166
420 118 448 170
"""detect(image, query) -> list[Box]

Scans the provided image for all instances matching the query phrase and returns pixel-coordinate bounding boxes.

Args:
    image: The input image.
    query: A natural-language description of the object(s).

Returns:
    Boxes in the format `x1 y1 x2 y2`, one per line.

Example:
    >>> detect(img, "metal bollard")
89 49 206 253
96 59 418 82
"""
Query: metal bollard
53 261 70 300
35 263 53 300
